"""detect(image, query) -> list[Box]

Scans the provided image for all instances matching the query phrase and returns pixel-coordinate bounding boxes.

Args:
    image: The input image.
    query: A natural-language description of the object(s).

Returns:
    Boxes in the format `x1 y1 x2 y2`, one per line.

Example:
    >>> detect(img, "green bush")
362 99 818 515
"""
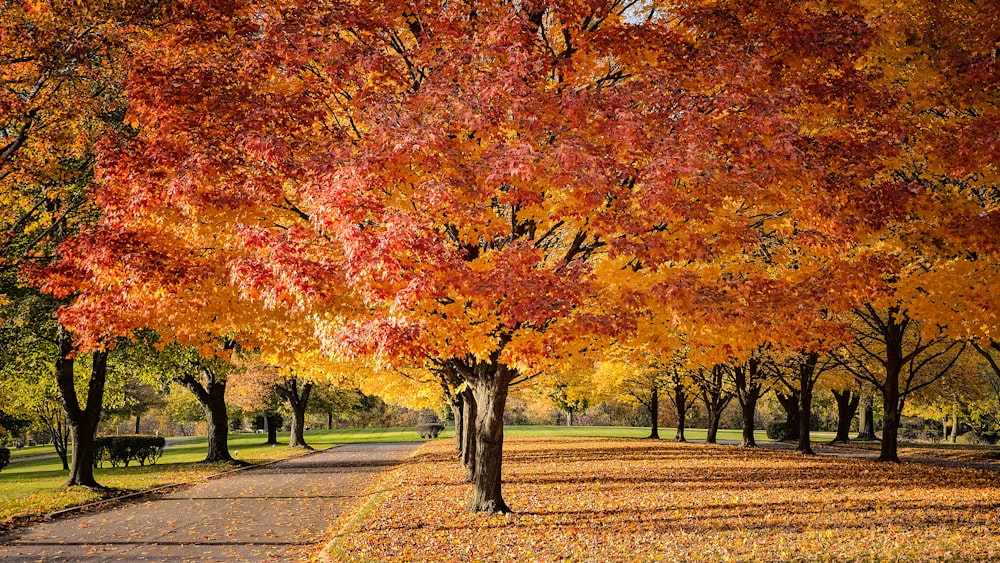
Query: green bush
0 447 9 473
94 436 166 468
766 420 790 441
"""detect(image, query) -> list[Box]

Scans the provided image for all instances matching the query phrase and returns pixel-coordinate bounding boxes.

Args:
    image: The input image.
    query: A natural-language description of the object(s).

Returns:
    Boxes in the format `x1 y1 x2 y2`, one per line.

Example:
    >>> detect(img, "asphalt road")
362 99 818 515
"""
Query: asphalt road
0 442 421 562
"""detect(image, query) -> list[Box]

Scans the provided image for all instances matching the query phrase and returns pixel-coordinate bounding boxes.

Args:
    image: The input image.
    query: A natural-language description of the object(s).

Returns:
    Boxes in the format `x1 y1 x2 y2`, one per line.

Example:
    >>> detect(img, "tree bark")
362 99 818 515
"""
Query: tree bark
178 365 233 462
134 414 141 435
950 403 959 443
732 359 762 448
796 352 820 455
776 391 800 442
460 386 476 481
672 384 688 442
450 391 464 454
466 362 513 513
698 365 731 445
327 411 333 430
566 408 573 427
831 388 860 443
264 414 279 445
856 392 877 441
275 378 313 449
55 326 108 488
648 385 660 439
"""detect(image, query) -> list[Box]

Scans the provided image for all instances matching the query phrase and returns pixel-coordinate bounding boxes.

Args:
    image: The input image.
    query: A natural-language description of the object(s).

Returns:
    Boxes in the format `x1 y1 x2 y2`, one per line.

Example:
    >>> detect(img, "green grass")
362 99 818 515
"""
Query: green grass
5 444 57 459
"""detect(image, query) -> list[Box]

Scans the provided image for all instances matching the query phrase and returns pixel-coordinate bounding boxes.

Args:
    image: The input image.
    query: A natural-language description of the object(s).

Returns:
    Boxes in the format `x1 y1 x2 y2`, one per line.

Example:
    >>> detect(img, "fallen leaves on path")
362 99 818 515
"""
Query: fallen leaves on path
336 438 1000 562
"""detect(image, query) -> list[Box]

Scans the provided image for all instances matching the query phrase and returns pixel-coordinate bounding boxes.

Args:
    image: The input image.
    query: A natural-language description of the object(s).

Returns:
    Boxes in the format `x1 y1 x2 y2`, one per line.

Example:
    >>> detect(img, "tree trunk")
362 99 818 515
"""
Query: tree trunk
450 392 464 454
275 378 313 449
776 391 800 441
178 366 233 462
733 360 761 448
673 385 688 442
135 414 141 434
648 386 660 439
264 414 279 445
831 389 860 443
740 400 757 447
566 408 573 427
879 354 903 462
706 406 721 444
460 386 477 481
856 392 877 441
328 411 333 430
55 326 108 488
466 363 513 513
950 403 959 443
796 352 820 455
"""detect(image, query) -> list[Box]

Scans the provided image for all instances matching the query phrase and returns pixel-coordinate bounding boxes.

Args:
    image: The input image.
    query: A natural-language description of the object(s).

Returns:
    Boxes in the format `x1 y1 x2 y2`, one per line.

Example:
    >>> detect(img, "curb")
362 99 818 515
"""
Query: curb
43 445 338 521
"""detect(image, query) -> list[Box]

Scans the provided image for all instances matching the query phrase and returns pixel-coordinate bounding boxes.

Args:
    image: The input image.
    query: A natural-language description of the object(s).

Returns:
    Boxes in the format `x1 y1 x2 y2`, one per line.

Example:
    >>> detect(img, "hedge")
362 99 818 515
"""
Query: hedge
94 435 166 468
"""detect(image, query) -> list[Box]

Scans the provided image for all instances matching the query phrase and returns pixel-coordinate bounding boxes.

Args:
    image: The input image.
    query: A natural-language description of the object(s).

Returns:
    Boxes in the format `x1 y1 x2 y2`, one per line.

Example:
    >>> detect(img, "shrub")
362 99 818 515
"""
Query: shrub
94 435 166 468
766 419 790 441
0 447 9 473
956 431 986 445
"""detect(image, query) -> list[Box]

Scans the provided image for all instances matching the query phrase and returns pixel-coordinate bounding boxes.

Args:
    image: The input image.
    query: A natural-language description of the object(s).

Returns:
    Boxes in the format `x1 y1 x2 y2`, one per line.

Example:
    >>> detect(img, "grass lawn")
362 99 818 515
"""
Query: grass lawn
0 427 432 530
331 437 1000 562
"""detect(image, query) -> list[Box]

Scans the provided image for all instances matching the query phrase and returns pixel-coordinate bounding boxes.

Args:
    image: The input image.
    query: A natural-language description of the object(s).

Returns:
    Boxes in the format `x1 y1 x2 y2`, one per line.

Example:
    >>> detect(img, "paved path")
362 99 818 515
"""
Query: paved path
0 442 421 563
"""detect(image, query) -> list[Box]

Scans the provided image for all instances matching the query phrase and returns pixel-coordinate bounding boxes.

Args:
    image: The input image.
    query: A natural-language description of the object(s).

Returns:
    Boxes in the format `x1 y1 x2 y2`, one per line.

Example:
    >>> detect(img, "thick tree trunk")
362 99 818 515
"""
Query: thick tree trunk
706 407 721 444
831 389 860 443
856 393 877 441
264 414 279 445
880 365 902 462
179 366 233 463
55 326 108 488
275 378 313 449
740 400 757 447
776 391 800 441
673 386 688 442
460 387 477 481
467 364 512 513
648 386 660 439
205 390 232 461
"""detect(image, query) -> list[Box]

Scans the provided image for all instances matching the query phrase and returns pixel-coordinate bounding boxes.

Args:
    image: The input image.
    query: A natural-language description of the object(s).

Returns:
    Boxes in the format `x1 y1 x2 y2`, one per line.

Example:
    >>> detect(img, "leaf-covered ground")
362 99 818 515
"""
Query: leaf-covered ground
334 438 1000 562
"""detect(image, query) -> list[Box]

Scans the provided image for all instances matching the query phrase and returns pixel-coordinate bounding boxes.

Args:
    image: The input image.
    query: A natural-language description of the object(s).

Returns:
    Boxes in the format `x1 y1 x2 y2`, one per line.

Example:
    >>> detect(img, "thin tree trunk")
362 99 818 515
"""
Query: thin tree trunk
673 386 688 442
733 361 761 448
467 363 512 513
796 352 820 455
856 392 877 441
55 326 108 488
648 386 660 439
950 403 959 443
566 408 573 427
275 378 313 449
831 389 860 443
135 414 141 435
328 412 333 430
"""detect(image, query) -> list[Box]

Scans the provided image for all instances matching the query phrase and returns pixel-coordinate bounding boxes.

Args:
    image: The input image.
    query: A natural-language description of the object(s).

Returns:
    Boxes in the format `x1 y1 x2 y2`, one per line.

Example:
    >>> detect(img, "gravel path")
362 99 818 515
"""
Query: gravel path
0 442 421 562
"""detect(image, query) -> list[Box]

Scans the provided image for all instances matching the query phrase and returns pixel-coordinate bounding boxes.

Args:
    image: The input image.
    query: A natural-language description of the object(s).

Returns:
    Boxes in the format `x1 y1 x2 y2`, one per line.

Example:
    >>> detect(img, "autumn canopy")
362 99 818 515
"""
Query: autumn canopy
26 0 1000 511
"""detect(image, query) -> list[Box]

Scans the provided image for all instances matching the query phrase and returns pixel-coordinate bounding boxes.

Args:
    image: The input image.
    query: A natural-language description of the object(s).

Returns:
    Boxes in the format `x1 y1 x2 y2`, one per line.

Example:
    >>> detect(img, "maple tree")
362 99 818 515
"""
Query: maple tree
42 0 1000 512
